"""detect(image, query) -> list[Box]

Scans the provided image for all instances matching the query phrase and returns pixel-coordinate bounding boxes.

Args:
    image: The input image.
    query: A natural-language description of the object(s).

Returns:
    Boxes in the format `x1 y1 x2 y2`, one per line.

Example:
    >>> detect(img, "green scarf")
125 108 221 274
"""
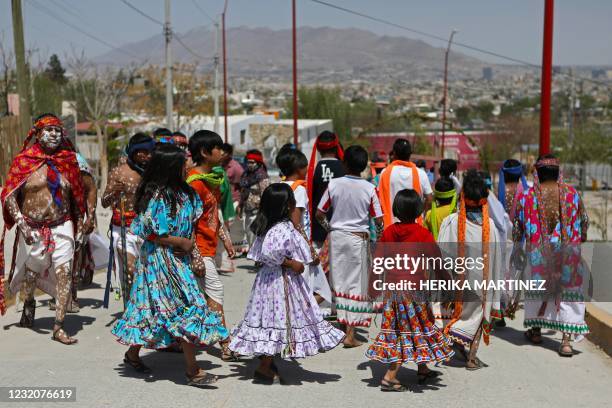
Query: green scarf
430 189 457 240
186 167 236 221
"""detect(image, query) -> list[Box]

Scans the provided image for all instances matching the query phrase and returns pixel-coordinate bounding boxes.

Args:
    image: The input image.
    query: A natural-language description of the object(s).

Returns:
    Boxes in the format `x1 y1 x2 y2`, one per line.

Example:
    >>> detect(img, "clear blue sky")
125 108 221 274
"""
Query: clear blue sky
0 0 611 66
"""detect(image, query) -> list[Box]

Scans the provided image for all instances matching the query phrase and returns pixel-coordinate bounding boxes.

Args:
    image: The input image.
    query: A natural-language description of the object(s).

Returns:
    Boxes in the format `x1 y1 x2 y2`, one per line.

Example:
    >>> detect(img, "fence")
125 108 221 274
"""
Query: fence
0 116 22 186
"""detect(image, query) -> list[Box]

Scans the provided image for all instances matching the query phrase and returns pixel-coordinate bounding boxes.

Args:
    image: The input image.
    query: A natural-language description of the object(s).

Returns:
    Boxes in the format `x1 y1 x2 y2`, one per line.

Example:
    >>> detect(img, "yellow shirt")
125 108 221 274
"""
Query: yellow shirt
425 204 454 238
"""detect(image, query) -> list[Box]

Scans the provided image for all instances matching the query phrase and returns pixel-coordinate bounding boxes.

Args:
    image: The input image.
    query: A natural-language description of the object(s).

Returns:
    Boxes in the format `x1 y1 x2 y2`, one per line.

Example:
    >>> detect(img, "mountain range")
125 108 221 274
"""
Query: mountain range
94 26 500 82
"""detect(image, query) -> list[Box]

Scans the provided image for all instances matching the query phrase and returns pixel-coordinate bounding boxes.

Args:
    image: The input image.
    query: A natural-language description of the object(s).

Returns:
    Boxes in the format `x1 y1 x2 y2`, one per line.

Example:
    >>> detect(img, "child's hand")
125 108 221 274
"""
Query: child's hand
283 258 304 274
290 260 305 274
175 237 194 255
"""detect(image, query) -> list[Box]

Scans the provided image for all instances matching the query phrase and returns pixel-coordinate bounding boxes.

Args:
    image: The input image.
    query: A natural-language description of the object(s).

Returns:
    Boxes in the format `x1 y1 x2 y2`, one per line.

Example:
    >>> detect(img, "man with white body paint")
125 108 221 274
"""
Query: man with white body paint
1 113 86 345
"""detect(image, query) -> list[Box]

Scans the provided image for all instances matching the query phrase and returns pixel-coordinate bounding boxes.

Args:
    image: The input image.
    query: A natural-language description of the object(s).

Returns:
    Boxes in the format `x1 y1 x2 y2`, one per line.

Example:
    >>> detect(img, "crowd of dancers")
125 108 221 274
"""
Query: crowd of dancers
0 114 589 389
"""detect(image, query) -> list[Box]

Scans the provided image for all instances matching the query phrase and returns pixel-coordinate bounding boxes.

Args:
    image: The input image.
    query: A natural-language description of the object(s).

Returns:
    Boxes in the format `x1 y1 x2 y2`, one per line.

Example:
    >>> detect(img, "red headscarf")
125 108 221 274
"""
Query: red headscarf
246 151 265 166
0 118 86 314
306 133 344 209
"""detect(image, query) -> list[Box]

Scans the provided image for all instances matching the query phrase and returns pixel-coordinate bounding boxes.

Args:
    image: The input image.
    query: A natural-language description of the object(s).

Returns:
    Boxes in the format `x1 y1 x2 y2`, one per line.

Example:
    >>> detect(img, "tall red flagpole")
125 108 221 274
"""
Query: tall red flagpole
539 0 554 156
292 0 299 146
222 1 229 143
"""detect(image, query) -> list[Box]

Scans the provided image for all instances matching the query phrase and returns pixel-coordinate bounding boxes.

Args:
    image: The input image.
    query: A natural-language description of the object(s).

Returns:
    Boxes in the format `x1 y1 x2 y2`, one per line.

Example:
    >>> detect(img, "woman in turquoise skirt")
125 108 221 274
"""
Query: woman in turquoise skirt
112 144 228 386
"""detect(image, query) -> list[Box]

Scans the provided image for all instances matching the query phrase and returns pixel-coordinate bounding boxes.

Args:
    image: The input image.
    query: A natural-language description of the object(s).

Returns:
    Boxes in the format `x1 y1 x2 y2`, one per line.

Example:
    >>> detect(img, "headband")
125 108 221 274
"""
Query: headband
127 139 156 156
434 189 456 200
246 152 264 164
172 135 188 144
498 163 528 208
535 157 560 168
22 116 64 151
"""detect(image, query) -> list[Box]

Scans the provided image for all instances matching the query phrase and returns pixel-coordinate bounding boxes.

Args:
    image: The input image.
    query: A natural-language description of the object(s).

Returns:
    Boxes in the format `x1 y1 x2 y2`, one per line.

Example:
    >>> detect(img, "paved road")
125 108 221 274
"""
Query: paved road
1 253 611 408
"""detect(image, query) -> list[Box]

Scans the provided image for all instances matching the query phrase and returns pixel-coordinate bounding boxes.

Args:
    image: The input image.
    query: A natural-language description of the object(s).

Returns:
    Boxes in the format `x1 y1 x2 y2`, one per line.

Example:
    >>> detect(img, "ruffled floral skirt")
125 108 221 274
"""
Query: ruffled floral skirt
366 296 454 364
112 249 228 349
229 265 345 358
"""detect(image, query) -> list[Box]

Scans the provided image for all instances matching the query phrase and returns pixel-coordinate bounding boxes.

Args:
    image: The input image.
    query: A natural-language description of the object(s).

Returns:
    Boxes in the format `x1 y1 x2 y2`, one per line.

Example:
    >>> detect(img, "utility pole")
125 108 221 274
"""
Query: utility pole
164 0 173 130
222 0 229 143
440 29 457 159
539 0 554 156
292 0 299 146
11 0 31 136
213 19 220 134
568 68 575 145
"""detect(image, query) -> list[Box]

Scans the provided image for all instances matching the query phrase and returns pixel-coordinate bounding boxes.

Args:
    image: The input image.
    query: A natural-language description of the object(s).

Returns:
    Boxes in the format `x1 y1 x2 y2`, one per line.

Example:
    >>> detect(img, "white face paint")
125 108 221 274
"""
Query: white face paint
247 161 259 172
38 127 63 150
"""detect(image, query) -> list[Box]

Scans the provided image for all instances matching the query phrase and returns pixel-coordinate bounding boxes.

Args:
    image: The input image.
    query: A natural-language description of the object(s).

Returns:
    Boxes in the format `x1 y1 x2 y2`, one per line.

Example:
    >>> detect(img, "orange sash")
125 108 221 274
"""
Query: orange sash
444 195 491 344
378 160 422 228
290 180 306 191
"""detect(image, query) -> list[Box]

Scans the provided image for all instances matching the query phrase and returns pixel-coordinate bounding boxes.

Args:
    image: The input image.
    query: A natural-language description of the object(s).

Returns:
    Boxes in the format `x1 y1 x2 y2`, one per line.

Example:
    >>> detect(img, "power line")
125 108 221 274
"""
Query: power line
119 0 164 26
48 0 82 20
174 35 209 60
191 0 217 24
26 0 141 60
309 0 612 89
310 0 537 67
118 0 211 62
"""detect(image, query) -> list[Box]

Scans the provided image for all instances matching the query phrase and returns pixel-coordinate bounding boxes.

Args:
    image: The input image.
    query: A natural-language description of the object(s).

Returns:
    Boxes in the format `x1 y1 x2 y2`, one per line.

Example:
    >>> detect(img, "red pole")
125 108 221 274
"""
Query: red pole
222 8 229 143
292 0 298 146
440 52 449 158
539 0 554 156
440 30 456 159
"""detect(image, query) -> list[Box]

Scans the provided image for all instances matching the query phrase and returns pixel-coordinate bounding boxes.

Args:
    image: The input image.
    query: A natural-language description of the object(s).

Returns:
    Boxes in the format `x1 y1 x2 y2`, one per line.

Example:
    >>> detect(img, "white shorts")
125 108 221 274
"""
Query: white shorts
196 256 224 305
10 220 75 298
111 225 142 286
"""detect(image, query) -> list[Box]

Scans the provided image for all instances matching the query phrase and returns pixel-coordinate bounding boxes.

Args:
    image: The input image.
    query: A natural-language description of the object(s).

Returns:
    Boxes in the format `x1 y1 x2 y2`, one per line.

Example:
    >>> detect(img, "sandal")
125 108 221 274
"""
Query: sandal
19 299 36 328
51 323 78 345
380 379 408 392
123 352 151 373
525 328 543 344
221 342 239 362
186 369 218 386
417 370 441 384
466 357 487 371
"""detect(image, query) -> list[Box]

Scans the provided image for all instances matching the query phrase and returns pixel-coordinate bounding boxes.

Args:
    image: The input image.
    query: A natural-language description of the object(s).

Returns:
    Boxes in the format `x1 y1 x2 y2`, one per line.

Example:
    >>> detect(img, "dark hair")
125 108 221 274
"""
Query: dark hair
435 177 455 205
276 146 308 177
536 154 559 183
129 132 153 146
478 171 492 191
153 128 172 138
250 183 296 237
135 144 194 216
221 143 233 155
462 169 488 202
415 159 426 169
502 159 522 183
392 189 424 223
440 159 457 178
127 132 154 159
316 131 340 155
343 145 368 174
392 138 412 161
188 130 223 164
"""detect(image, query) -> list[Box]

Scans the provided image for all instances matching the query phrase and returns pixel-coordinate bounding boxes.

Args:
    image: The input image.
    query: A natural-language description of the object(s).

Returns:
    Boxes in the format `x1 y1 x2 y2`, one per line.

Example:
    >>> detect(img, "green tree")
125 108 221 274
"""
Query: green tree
474 101 495 122
32 73 62 115
455 106 471 126
44 54 67 85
